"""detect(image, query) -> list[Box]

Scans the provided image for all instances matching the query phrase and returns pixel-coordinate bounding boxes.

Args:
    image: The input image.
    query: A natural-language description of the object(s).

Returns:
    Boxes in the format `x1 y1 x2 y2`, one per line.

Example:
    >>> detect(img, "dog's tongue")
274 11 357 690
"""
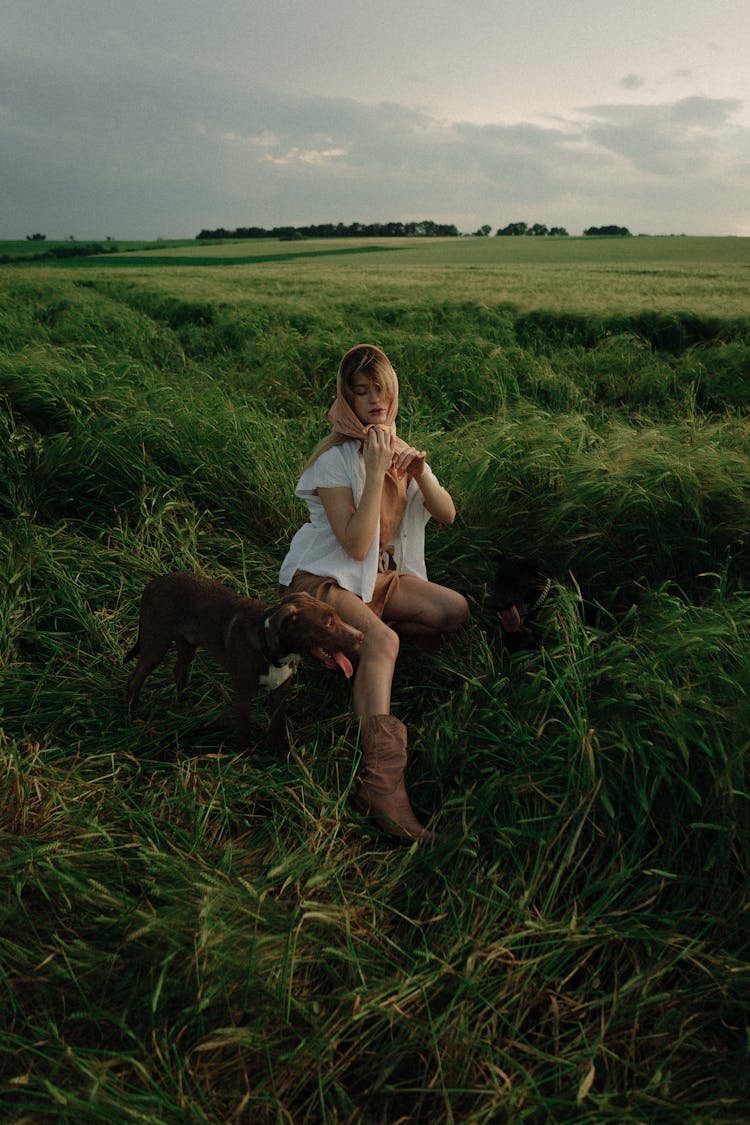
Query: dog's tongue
333 651 354 679
500 605 522 633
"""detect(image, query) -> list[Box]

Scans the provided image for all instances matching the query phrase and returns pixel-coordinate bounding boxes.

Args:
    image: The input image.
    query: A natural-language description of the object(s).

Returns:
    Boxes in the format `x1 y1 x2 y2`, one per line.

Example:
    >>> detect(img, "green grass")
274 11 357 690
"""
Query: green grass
0 239 200 259
4 234 749 317
1 247 749 1122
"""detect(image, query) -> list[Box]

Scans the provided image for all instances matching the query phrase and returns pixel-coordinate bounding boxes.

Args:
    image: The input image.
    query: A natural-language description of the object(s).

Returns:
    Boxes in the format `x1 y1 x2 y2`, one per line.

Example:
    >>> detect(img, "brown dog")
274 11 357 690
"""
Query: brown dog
125 571 363 750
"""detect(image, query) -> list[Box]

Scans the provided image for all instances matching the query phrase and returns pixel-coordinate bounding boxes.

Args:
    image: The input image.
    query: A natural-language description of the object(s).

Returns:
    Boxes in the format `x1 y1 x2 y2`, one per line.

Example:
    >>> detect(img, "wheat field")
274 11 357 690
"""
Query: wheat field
1 237 749 1123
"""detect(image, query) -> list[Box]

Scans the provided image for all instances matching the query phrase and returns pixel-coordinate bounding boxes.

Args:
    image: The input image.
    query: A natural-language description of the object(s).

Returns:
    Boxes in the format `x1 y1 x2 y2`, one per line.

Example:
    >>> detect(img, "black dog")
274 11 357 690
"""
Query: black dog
491 552 552 652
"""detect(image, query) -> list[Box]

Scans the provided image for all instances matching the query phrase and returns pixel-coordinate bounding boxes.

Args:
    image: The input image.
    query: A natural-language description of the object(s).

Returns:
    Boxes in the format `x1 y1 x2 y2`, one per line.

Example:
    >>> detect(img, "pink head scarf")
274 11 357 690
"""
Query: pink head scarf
327 344 408 455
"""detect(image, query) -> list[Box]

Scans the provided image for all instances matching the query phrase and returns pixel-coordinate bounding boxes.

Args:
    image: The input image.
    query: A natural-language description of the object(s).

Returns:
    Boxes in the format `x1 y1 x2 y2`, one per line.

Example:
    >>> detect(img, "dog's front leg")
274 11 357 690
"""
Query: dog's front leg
173 638 197 692
267 677 293 755
231 674 258 751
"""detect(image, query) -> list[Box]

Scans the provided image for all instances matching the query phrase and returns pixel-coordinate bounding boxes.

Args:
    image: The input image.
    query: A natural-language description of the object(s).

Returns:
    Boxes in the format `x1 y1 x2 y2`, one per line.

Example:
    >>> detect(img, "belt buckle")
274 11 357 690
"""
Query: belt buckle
379 548 395 573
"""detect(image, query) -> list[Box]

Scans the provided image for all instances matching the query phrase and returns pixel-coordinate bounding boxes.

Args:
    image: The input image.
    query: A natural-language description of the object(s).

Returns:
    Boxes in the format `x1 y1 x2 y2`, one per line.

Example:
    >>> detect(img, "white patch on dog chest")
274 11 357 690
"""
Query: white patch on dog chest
259 656 299 691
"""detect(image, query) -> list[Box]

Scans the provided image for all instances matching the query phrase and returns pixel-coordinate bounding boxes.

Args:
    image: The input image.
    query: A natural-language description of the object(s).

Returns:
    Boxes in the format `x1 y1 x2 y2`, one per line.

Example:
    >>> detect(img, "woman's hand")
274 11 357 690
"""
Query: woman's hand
392 444 427 480
365 429 428 481
362 426 396 477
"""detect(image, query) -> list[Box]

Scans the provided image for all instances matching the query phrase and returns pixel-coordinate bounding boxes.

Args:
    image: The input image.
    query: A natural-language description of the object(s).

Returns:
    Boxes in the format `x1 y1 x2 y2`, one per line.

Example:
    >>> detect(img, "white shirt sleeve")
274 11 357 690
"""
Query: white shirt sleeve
296 444 354 496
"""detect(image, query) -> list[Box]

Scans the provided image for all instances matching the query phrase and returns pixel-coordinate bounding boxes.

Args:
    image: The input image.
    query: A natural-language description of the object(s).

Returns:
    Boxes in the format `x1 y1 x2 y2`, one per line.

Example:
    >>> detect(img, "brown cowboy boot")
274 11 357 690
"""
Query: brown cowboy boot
352 715 435 843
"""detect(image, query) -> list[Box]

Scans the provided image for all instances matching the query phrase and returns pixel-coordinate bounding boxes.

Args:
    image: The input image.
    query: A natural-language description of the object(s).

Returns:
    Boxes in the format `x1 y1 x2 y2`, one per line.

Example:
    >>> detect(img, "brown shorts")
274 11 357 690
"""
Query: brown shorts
280 568 402 621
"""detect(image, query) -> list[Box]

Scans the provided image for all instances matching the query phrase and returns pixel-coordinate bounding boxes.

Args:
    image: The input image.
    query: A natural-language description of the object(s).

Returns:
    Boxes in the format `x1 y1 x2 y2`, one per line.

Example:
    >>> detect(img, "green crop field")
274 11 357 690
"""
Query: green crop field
5 233 750 315
1 237 749 1122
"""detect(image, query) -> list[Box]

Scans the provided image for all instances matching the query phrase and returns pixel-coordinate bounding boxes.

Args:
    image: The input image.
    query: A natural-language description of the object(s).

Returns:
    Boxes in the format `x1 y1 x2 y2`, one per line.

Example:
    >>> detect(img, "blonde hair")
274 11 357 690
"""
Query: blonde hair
305 345 398 469
338 344 398 406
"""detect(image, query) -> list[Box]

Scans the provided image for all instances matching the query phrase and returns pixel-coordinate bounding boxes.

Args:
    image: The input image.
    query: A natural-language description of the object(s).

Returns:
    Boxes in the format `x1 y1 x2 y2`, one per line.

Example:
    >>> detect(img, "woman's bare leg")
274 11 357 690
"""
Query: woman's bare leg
323 585 400 718
384 576 470 639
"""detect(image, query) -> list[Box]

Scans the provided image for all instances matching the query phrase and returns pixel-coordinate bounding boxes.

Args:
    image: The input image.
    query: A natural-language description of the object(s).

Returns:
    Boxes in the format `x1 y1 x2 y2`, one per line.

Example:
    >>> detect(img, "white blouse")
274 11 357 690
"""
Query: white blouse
279 440 434 602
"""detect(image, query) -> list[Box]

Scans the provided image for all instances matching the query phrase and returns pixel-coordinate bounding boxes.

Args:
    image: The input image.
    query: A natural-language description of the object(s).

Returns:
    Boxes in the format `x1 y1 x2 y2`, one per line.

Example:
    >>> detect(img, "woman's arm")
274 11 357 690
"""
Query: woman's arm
415 470 456 525
394 445 456 525
318 428 394 560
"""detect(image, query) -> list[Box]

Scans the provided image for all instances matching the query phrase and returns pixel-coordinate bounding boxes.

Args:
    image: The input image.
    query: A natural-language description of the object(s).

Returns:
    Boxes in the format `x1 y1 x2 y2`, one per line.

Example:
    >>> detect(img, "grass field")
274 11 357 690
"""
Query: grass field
0 239 198 259
5 234 750 315
1 237 749 1122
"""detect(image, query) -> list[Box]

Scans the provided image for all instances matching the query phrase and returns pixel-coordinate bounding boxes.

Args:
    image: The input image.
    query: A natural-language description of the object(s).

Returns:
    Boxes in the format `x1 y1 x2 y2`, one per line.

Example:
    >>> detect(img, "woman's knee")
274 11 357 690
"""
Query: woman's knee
362 620 400 665
441 591 470 633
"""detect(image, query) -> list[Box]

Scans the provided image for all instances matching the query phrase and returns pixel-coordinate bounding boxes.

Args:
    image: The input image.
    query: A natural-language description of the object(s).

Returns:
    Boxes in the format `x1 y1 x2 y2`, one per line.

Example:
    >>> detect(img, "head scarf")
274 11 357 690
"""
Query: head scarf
327 344 409 455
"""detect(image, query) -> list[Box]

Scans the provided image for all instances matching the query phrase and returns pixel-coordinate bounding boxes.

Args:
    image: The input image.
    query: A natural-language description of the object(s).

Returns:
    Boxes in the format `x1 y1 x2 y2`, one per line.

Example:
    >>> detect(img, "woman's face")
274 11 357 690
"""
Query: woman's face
348 374 392 427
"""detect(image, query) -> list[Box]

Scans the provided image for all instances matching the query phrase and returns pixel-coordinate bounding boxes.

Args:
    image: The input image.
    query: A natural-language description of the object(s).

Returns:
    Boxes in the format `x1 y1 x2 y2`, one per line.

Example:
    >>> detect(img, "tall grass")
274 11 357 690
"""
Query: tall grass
1 260 748 1122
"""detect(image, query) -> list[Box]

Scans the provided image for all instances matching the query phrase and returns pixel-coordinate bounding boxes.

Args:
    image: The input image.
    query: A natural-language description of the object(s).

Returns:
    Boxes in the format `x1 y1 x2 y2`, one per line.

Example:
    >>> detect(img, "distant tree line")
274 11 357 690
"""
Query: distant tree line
495 222 633 237
496 222 569 236
196 220 460 240
583 225 632 237
195 220 639 241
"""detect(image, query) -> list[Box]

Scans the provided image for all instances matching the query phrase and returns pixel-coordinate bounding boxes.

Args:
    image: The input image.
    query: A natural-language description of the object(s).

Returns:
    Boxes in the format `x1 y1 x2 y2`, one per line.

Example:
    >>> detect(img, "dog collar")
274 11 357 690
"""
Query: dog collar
526 577 552 616
259 610 286 668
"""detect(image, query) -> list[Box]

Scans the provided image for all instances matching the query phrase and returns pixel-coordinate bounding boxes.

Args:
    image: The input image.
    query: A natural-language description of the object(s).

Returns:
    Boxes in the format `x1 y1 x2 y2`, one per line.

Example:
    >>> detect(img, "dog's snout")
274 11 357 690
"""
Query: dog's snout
331 617 364 649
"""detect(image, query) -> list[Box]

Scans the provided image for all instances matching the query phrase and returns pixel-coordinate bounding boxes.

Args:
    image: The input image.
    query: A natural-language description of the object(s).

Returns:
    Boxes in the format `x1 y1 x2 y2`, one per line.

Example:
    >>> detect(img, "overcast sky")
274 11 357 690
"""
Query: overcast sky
2 0 749 239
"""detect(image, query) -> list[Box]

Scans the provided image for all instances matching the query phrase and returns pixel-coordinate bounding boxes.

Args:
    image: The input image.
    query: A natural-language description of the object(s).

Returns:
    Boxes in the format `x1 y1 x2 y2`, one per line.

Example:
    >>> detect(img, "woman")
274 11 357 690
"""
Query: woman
280 344 469 841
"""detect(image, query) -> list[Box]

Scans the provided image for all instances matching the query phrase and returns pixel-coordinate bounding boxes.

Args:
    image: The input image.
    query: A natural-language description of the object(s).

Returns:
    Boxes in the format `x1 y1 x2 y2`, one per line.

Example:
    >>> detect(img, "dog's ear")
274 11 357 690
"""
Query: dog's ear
280 591 319 611
266 600 303 652
275 599 301 624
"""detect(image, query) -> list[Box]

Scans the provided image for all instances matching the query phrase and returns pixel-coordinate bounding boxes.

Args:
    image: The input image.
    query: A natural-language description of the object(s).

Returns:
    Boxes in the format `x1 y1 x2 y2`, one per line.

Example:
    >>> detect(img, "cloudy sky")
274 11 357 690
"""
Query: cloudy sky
2 0 749 239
